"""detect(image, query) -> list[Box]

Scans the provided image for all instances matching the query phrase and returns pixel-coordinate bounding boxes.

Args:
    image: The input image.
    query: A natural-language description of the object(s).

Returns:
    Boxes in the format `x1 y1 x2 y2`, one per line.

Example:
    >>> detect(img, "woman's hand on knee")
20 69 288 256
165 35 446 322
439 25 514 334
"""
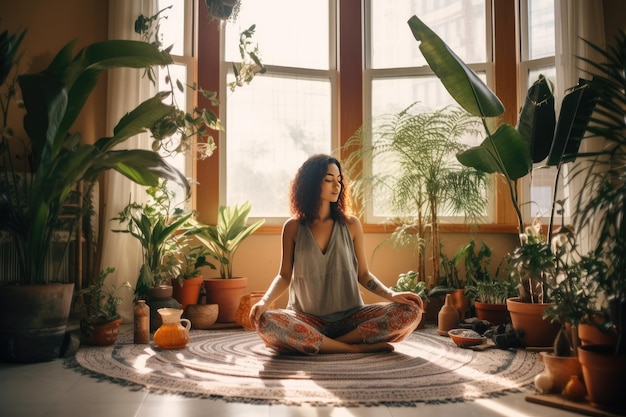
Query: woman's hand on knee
249 301 269 329
391 291 424 312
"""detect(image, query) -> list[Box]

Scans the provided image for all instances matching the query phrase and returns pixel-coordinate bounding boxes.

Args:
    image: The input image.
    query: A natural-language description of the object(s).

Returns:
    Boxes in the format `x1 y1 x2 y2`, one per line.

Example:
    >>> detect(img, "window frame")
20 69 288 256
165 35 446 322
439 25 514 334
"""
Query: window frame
215 1 338 225
194 0 523 234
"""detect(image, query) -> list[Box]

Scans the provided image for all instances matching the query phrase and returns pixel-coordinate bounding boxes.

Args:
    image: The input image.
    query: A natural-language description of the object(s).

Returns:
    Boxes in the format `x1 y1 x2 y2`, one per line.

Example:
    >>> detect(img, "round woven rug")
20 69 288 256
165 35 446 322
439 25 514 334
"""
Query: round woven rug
72 327 543 406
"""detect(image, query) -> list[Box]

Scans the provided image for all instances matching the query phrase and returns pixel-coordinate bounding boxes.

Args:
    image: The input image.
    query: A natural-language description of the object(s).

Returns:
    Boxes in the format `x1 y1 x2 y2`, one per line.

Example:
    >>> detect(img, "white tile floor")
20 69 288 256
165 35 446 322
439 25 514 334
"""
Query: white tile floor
0 349 585 417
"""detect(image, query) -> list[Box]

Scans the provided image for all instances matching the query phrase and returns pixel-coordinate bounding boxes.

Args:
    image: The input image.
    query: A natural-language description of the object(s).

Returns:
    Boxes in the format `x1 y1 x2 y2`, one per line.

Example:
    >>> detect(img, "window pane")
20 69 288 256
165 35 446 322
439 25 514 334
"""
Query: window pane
372 73 486 124
224 0 329 69
225 75 332 218
528 66 556 89
157 0 185 56
370 0 486 69
370 76 487 219
528 0 555 59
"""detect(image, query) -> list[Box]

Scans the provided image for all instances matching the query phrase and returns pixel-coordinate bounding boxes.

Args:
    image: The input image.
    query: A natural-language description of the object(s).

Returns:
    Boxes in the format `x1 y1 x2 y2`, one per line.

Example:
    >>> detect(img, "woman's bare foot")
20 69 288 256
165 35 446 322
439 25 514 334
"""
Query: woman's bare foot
318 337 394 354
353 342 394 353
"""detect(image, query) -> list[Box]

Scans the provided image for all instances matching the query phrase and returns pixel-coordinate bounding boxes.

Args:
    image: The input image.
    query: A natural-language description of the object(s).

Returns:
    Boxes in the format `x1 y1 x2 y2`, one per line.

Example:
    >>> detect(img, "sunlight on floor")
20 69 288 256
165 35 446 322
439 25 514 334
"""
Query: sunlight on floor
474 397 538 417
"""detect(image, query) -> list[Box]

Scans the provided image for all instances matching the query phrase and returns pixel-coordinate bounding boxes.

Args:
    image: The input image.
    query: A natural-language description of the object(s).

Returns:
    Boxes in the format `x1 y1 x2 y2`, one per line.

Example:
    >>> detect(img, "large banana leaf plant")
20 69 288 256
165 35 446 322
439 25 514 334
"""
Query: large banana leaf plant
407 16 535 237
407 16 601 305
407 16 597 238
1 30 190 285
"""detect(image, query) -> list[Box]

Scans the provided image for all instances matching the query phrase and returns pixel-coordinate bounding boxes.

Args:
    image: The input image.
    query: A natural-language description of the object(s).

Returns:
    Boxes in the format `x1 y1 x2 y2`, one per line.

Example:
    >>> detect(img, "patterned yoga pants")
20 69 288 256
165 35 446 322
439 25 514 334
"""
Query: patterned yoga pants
256 302 422 354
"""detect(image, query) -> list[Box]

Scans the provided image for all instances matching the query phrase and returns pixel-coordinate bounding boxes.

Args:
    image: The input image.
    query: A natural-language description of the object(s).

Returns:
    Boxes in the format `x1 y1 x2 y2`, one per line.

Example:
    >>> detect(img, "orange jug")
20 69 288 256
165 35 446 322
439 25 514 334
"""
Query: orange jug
153 308 191 349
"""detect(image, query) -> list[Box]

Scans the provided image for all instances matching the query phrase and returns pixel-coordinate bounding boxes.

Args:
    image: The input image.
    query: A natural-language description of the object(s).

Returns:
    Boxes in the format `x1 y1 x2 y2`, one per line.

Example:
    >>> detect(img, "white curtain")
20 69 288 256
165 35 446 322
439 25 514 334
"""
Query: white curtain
555 0 606 253
101 0 157 322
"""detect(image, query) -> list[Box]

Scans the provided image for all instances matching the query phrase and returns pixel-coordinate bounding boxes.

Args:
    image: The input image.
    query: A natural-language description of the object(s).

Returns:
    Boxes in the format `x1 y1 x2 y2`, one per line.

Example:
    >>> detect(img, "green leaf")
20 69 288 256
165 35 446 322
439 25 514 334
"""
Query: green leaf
457 124 532 181
516 74 556 163
407 15 504 118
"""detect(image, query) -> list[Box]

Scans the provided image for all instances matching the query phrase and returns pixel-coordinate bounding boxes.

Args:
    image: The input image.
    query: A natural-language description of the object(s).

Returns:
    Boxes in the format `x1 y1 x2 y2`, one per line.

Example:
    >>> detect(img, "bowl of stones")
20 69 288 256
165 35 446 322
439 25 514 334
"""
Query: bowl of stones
448 329 486 348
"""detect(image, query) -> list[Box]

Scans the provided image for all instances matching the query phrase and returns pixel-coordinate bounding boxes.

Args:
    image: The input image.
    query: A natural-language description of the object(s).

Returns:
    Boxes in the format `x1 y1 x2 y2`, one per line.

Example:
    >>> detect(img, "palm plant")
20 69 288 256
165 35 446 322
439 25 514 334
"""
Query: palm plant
571 29 626 356
342 104 489 286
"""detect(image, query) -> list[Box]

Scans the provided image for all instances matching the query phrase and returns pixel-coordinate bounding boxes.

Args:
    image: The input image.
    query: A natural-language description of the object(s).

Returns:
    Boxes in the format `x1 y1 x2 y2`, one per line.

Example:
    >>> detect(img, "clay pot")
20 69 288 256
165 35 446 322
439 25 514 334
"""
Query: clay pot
203 277 248 323
184 304 219 329
474 301 509 325
506 297 560 347
578 322 618 347
81 317 123 346
0 283 75 362
449 289 471 320
540 352 584 394
172 276 204 310
147 285 182 332
578 344 626 408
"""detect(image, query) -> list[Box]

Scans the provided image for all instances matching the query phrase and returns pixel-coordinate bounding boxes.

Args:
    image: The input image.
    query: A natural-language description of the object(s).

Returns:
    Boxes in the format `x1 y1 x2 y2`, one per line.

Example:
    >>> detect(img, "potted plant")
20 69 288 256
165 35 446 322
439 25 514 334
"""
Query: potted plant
569 29 626 408
172 243 213 310
342 104 489 290
0 27 194 362
112 182 196 296
439 240 498 320
190 202 264 323
462 243 517 325
76 267 131 346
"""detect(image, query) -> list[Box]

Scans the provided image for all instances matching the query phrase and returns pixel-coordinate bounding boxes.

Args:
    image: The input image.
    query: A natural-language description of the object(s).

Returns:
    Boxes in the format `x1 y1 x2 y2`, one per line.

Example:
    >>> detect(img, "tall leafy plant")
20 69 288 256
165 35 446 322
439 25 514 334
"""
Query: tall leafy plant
0 28 192 285
343 104 489 286
572 29 626 356
190 202 264 279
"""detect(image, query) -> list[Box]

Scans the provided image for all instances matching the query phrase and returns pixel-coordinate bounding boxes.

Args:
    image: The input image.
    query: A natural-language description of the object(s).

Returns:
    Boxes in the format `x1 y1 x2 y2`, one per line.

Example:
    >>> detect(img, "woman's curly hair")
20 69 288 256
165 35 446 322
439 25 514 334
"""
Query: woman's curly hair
289 154 350 223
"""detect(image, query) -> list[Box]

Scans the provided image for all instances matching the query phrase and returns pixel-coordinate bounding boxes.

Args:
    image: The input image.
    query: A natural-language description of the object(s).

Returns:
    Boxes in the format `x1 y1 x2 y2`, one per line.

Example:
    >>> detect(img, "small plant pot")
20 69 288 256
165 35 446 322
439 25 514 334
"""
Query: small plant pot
540 352 583 394
204 277 248 323
81 317 123 346
172 277 204 310
474 301 509 325
184 304 219 329
578 344 626 408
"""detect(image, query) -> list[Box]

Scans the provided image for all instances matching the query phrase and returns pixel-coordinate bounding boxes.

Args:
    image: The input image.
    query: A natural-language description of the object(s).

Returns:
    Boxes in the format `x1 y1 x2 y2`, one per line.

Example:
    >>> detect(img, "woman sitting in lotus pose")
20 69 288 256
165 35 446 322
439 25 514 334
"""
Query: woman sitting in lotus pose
249 154 423 354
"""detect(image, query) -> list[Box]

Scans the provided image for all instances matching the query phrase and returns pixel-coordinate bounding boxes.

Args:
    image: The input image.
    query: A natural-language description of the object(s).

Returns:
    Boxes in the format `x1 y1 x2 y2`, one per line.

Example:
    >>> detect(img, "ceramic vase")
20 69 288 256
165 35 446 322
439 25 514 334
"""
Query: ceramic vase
437 294 460 336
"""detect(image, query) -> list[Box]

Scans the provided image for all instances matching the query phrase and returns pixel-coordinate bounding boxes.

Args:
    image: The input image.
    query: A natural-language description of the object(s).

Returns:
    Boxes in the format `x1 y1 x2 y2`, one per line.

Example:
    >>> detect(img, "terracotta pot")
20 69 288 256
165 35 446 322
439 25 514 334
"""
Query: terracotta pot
540 352 584 394
425 295 444 323
184 303 219 329
578 322 618 347
203 277 248 323
506 297 560 348
578 344 626 408
474 301 509 325
172 277 204 310
148 284 174 299
449 289 471 320
0 283 74 363
81 317 123 346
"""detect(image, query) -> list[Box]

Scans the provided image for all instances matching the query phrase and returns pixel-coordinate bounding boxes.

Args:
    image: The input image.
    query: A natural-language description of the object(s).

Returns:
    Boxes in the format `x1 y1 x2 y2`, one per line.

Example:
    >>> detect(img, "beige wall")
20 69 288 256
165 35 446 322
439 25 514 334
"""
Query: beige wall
1 0 109 146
